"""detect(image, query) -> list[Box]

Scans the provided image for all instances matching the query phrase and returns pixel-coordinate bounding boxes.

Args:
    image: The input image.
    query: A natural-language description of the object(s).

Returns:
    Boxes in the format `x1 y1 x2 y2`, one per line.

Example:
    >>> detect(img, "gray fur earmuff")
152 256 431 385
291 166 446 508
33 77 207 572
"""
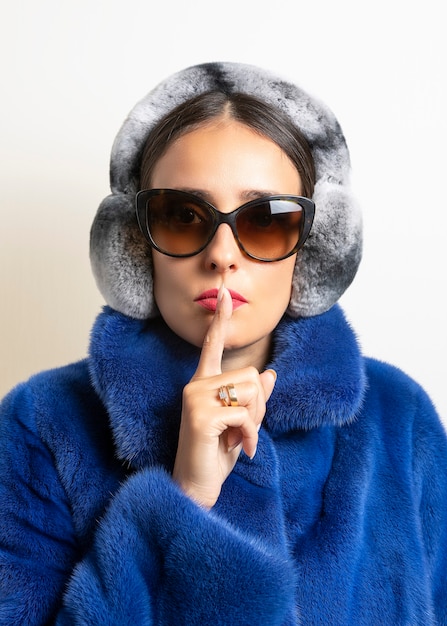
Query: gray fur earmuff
90 62 362 319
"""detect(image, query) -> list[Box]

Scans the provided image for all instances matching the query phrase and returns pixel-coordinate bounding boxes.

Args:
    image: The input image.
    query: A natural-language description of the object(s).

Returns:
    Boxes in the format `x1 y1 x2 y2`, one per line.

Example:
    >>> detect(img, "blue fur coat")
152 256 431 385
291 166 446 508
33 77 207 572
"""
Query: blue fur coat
1 305 446 625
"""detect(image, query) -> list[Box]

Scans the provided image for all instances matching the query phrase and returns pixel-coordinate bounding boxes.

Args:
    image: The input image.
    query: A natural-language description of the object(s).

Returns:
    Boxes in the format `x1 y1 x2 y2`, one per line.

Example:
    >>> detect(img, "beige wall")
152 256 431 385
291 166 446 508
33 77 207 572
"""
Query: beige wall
1 1 446 424
0 178 103 394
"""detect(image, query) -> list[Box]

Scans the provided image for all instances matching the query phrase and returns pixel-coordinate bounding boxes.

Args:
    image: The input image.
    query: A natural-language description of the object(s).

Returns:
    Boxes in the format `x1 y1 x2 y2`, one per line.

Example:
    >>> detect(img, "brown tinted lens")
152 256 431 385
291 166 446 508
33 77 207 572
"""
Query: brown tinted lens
147 193 213 255
236 199 303 259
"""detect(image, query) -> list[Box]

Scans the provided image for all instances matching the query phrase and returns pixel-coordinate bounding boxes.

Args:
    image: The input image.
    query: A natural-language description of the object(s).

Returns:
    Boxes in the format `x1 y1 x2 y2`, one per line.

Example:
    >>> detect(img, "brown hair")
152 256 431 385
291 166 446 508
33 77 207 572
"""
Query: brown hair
139 91 315 198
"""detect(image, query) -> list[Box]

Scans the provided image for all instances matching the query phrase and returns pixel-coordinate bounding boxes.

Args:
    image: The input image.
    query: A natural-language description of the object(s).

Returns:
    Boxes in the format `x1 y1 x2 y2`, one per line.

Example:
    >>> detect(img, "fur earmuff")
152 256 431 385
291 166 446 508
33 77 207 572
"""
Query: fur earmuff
90 62 362 319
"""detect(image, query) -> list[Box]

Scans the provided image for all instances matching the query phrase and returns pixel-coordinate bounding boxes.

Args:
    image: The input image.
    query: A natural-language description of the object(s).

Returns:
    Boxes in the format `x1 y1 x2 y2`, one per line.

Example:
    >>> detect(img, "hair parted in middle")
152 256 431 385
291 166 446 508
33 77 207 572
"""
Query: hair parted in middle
139 91 316 199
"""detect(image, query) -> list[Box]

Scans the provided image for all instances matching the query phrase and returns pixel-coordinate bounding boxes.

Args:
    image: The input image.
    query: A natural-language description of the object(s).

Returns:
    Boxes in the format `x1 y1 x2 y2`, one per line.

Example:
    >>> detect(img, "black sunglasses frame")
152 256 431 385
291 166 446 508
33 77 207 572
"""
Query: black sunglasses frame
136 188 315 262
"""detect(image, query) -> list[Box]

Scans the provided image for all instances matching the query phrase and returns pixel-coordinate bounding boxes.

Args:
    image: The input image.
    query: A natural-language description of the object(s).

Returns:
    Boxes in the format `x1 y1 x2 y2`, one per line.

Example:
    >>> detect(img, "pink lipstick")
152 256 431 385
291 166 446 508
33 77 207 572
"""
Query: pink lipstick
195 288 247 312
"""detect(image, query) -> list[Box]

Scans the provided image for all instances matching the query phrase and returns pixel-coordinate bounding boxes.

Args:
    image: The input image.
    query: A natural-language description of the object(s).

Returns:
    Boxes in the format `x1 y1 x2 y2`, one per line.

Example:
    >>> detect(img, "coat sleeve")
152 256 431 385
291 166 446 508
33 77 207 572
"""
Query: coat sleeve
57 468 297 625
411 390 447 623
0 384 78 625
0 383 297 626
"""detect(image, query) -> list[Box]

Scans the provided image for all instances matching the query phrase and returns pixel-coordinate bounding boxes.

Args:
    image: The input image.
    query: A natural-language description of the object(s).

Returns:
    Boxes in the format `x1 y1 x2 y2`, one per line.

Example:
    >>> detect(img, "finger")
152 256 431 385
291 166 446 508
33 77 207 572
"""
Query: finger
194 284 232 379
239 417 259 459
218 409 259 459
251 369 276 436
259 369 277 403
226 427 243 452
222 373 274 452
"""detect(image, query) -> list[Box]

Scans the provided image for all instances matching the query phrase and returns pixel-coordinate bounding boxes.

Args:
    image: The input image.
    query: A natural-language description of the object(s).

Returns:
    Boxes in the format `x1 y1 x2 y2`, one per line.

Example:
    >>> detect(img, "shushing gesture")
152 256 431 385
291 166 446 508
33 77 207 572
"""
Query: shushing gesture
172 285 277 509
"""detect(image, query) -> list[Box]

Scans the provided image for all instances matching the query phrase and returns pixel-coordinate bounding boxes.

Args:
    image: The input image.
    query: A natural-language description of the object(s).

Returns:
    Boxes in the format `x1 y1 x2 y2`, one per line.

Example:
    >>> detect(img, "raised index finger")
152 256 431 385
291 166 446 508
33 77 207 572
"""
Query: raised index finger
194 284 233 379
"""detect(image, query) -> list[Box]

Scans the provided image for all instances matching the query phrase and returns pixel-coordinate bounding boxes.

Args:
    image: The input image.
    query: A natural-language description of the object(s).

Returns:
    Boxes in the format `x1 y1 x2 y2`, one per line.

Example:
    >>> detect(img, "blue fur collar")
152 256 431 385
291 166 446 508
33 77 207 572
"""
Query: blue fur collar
88 305 365 469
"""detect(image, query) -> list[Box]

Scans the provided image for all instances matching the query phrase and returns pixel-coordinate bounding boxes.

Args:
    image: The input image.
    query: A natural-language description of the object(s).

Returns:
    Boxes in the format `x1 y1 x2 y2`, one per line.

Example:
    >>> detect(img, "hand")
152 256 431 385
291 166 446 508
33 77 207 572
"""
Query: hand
172 285 277 509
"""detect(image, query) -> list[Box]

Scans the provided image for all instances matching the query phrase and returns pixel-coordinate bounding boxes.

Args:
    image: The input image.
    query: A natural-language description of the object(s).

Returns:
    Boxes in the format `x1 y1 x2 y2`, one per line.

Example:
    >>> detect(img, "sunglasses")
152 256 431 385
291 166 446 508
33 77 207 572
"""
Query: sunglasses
136 189 315 262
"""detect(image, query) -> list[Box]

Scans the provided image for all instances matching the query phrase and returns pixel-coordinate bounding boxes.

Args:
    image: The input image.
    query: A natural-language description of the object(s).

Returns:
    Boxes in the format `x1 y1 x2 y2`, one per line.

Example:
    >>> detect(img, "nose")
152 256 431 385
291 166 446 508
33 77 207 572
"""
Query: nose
202 224 241 273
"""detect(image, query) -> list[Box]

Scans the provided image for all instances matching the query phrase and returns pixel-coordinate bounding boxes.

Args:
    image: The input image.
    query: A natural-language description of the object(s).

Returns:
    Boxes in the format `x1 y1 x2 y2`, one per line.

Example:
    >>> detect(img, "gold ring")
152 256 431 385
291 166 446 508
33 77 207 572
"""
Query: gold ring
218 384 238 407
226 383 238 407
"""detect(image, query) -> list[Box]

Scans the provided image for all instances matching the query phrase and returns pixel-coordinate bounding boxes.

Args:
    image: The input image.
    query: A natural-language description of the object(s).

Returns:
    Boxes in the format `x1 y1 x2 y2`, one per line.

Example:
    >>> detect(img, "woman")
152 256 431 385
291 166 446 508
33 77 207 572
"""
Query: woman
1 62 446 625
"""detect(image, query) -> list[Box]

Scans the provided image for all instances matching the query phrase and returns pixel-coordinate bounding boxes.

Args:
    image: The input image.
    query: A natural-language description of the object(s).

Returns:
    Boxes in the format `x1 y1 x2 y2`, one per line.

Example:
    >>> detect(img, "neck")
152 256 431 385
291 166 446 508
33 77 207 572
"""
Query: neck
221 334 272 373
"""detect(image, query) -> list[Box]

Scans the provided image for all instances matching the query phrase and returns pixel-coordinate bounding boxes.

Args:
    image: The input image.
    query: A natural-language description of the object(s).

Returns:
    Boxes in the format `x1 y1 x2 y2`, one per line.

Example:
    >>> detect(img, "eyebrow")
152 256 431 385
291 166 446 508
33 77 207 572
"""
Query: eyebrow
173 187 279 203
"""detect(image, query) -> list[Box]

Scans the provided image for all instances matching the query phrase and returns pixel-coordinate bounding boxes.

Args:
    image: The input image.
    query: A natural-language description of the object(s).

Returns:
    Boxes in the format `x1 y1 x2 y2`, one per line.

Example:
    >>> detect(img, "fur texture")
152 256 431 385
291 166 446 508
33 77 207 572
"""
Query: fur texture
1 306 446 624
90 62 362 319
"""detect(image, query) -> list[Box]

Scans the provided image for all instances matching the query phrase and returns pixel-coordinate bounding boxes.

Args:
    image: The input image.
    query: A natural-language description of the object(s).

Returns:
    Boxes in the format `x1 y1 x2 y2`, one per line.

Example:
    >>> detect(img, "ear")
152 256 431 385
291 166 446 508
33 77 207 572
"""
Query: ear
287 180 362 317
90 194 158 319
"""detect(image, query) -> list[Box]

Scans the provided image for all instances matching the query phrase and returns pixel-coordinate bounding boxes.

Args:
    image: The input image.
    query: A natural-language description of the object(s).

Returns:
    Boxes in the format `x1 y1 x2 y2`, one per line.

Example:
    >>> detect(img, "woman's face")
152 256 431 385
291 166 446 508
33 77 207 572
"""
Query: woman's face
150 118 302 369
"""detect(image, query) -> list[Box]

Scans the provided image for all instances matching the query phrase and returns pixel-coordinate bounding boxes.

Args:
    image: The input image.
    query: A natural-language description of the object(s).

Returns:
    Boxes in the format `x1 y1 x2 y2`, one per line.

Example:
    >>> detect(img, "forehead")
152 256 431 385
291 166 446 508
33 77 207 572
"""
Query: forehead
150 119 302 199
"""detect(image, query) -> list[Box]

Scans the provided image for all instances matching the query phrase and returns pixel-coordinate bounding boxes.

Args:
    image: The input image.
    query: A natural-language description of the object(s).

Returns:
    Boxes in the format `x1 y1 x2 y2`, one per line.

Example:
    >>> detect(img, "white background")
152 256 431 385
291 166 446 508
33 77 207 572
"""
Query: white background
1 0 446 425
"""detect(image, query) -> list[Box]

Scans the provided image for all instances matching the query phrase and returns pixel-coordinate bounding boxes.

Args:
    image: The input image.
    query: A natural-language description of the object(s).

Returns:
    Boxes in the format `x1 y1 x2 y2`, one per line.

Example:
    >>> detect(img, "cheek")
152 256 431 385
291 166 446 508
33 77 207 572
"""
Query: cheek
152 253 195 312
152 254 178 307
254 258 296 322
279 260 296 310
151 255 163 304
270 258 295 301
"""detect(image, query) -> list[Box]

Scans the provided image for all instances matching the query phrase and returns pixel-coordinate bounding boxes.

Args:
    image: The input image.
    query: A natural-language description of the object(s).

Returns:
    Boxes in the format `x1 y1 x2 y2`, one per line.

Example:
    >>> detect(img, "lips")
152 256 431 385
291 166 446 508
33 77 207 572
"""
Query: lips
194 288 248 312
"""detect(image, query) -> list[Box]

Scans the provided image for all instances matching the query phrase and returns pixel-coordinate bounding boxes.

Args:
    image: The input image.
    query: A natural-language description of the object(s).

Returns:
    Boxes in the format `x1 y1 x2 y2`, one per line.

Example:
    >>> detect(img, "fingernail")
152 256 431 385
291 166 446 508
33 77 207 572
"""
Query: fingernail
250 446 257 460
266 368 277 382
